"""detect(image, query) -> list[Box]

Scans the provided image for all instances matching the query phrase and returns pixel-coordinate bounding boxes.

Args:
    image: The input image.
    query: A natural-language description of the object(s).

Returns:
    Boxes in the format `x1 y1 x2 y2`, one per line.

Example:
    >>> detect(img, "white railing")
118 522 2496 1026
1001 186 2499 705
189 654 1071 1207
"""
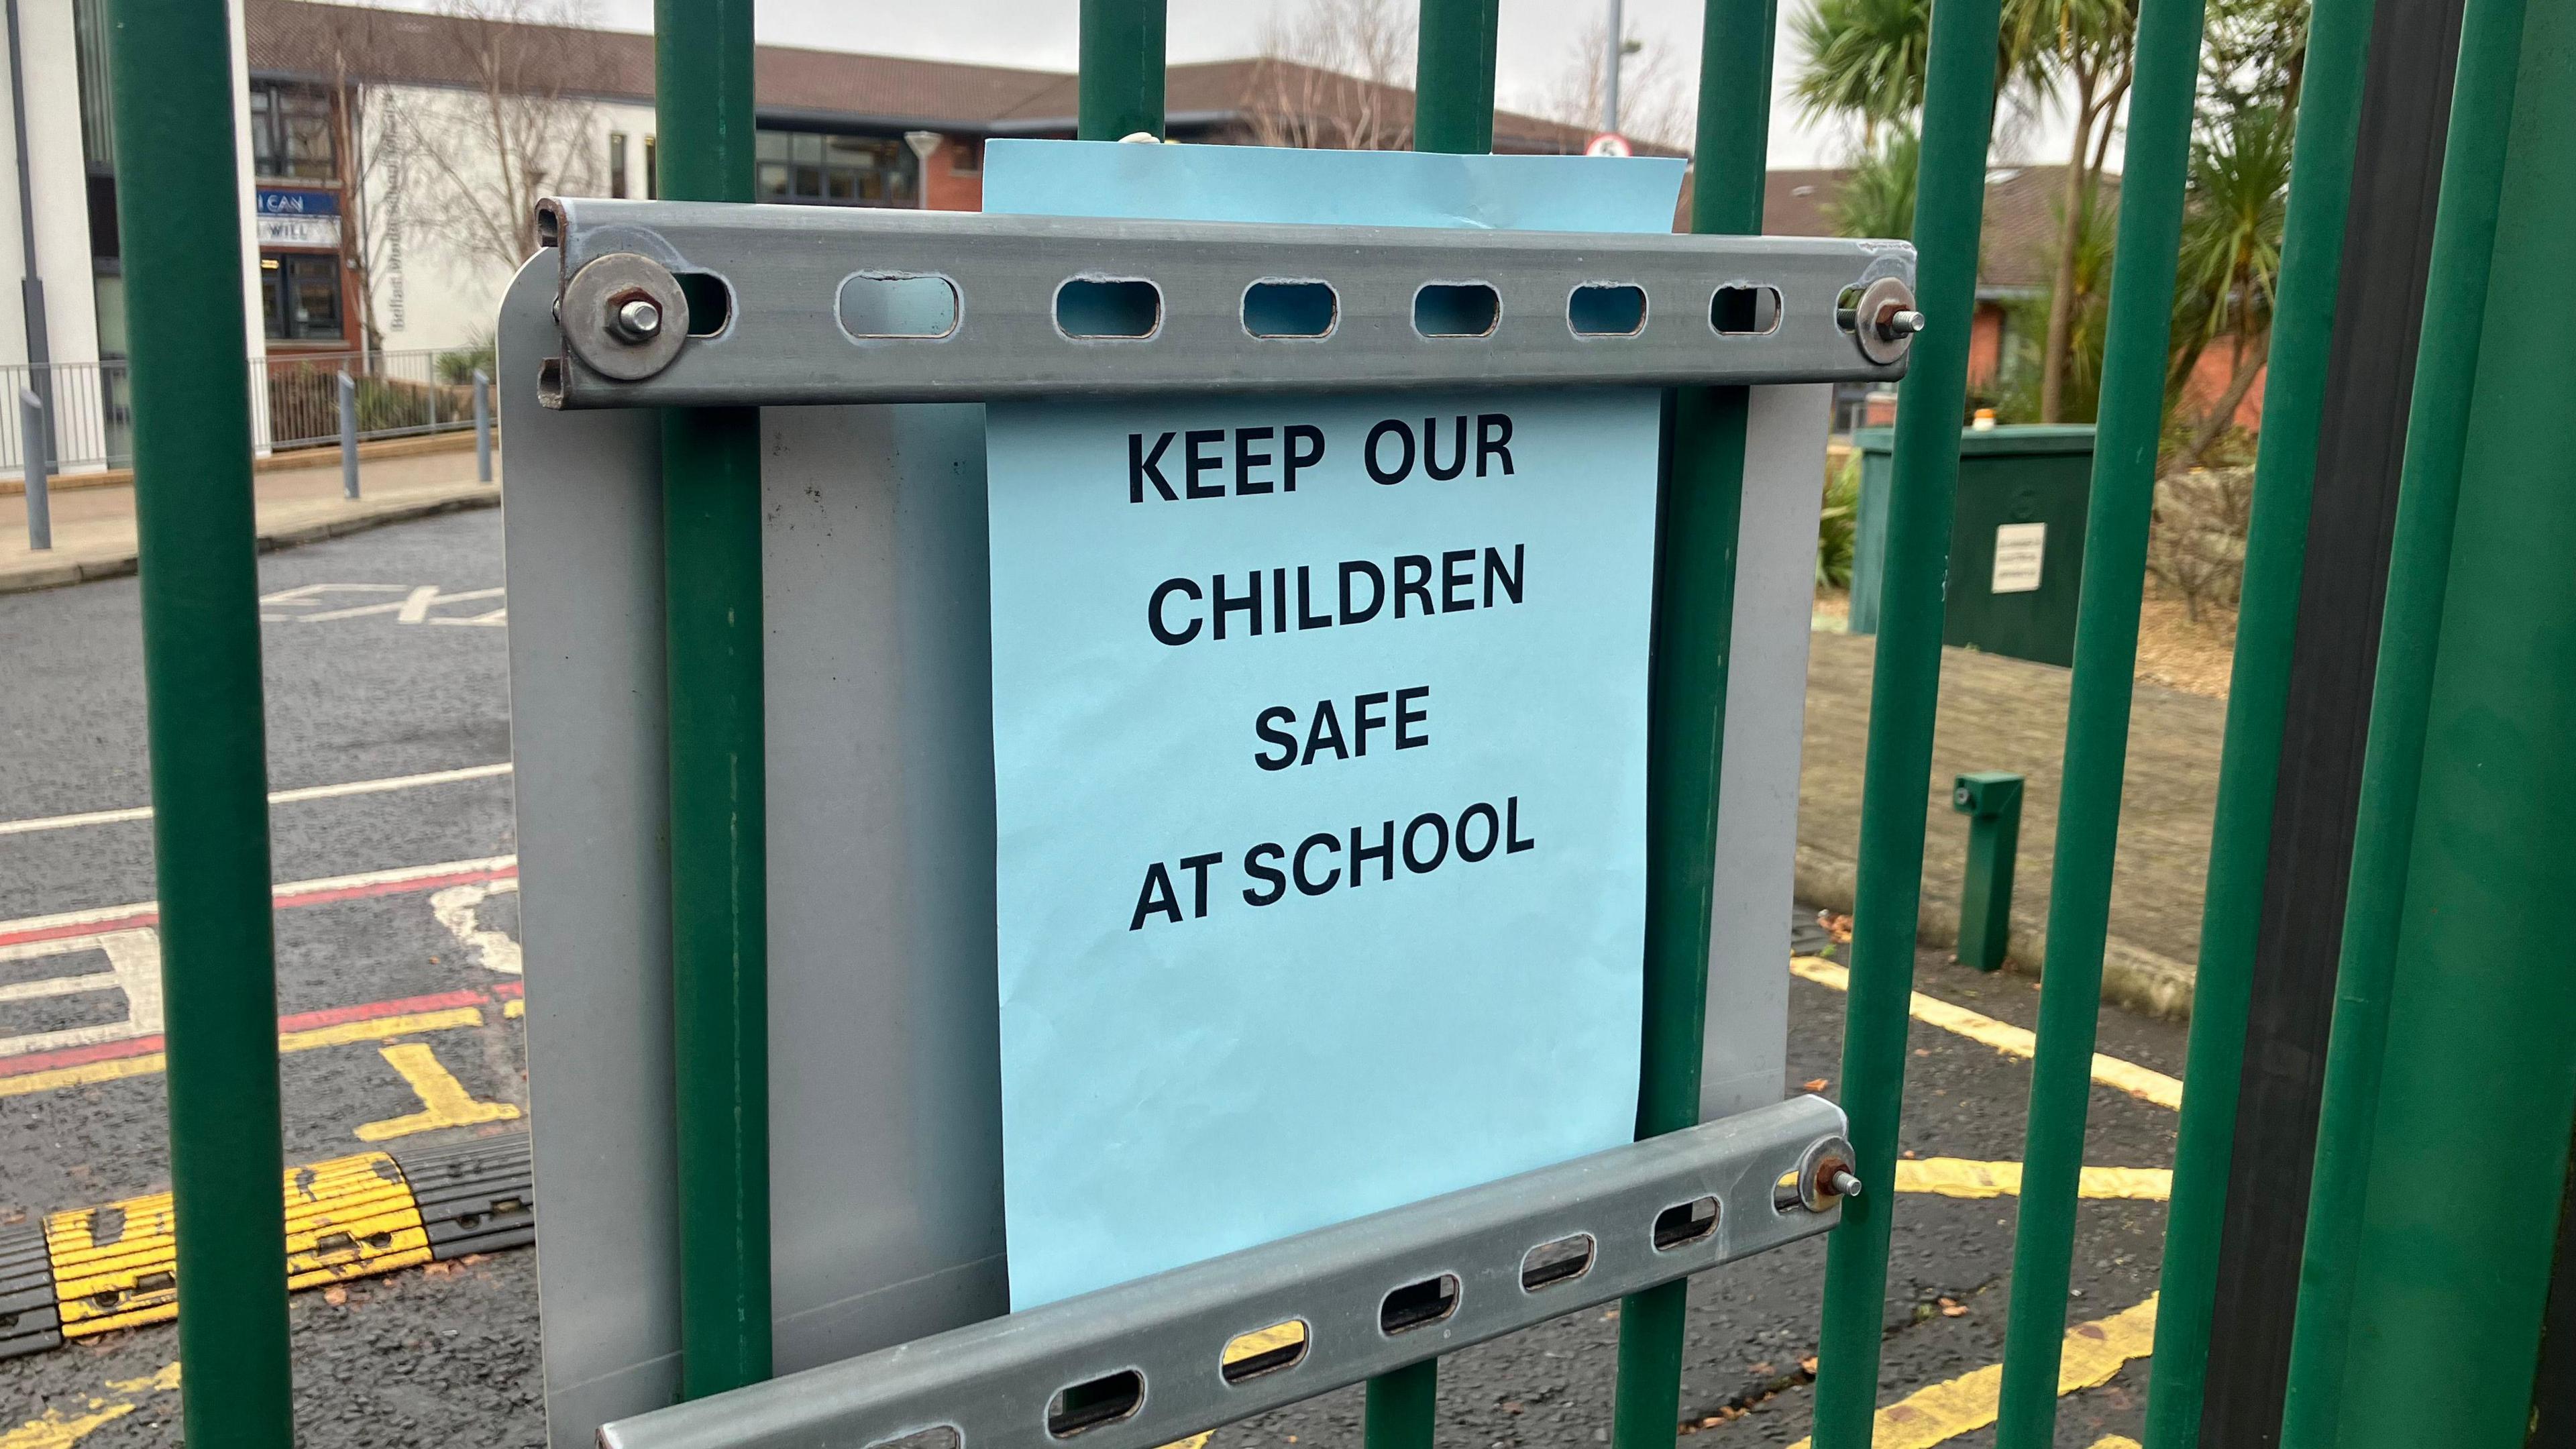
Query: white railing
5 347 493 477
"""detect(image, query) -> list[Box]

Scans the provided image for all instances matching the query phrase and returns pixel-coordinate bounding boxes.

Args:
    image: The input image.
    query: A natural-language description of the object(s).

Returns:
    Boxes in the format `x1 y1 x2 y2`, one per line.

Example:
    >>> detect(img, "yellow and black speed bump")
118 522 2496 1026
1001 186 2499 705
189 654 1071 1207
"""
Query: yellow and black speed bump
12 1131 537 1353
0 1222 64 1360
390 1132 536 1258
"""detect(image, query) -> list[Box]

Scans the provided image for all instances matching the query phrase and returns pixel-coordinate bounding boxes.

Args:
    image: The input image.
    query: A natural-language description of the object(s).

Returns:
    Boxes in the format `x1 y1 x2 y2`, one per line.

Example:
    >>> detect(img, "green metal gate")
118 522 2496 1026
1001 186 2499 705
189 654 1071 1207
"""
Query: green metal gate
99 0 2576 1443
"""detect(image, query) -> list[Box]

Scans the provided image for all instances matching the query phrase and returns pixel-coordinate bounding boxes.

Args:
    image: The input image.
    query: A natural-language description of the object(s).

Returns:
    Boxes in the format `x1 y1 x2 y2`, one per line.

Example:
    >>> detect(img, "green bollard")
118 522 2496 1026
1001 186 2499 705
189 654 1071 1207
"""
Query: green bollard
1951 771 2022 972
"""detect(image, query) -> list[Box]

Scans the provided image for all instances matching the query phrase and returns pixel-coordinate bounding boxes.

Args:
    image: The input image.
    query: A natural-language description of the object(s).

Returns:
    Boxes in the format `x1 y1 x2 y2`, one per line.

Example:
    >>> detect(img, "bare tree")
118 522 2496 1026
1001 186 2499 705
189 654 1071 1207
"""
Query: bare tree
1245 0 1416 150
1533 15 1693 152
408 0 604 276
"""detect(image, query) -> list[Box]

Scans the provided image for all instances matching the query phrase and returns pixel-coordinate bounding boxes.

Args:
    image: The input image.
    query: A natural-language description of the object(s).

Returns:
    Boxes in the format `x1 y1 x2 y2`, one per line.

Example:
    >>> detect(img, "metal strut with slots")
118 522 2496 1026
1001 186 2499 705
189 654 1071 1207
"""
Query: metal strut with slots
535 199 1921 408
537 197 1903 1448
600 1098 1858 1449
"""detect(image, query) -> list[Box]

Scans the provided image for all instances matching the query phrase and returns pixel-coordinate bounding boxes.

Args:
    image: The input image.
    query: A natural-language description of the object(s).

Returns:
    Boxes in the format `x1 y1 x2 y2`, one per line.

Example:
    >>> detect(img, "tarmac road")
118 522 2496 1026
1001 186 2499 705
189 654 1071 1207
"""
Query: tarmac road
0 508 2188 1448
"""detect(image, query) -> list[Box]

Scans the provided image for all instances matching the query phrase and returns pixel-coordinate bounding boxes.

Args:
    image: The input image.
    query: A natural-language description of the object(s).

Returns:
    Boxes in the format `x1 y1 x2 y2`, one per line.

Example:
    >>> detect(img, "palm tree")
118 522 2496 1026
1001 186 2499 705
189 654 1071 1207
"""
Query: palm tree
1791 0 1933 144
2161 100 2293 472
1795 0 2137 421
1827 123 1920 241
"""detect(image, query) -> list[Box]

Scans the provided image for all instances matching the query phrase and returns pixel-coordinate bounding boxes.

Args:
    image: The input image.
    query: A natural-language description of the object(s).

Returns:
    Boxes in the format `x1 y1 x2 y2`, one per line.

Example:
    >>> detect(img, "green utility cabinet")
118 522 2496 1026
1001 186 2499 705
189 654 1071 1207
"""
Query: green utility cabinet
1847 424 2096 667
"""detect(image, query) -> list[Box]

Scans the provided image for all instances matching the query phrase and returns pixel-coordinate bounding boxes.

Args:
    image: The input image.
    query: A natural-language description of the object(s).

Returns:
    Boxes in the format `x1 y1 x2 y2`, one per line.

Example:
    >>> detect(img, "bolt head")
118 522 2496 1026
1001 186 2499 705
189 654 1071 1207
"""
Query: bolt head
612 297 663 343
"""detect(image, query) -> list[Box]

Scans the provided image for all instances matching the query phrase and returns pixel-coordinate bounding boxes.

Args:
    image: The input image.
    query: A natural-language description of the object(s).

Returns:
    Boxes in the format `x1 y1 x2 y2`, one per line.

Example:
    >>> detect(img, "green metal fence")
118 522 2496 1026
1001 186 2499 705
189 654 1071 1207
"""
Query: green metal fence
105 0 2575 1443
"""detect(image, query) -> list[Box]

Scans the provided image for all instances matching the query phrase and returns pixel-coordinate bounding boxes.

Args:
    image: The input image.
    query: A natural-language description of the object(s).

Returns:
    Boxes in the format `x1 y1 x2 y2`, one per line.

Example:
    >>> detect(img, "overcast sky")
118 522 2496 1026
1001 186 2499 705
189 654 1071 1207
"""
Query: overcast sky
430 0 2087 170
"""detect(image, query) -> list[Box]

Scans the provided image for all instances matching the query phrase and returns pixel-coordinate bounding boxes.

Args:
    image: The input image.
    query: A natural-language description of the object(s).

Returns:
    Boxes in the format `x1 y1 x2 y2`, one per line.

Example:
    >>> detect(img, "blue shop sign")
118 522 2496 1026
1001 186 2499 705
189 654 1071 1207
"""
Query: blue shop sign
257 188 339 217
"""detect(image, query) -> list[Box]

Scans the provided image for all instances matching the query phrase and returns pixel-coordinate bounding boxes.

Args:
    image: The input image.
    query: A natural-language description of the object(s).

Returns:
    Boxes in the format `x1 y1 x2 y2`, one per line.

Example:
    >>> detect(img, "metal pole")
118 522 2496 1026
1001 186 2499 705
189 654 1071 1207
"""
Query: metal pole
18 386 46 550
7 0 52 453
657 0 771 1401
104 0 292 1442
337 368 359 498
1605 2 1772 1446
1079 0 1167 142
1602 0 1623 135
2137 0 2377 1443
1352 9 1502 1445
1805 0 2002 1438
2308 17 2575 1438
2275 0 2528 1441
1413 0 1499 156
473 367 493 482
1988 0 2204 1437
1951 771 2023 973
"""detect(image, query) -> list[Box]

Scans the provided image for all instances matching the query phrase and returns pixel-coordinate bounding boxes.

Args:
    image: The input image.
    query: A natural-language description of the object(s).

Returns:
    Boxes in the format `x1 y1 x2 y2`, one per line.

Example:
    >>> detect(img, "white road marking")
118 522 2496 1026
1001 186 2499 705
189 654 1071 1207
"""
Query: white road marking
0 761 513 837
431 877 523 975
258 582 505 625
0 928 165 1058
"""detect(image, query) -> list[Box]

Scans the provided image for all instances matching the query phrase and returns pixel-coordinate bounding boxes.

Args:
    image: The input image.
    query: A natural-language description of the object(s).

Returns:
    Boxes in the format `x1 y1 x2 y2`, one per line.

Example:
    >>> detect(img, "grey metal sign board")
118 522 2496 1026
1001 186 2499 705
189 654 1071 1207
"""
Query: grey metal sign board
500 246 1835 1446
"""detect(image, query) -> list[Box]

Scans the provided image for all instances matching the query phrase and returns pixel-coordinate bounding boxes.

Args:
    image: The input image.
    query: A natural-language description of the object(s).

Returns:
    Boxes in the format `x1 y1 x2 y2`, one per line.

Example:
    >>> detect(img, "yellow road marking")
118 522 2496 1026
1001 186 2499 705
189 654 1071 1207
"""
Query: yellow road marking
0 1363 180 1449
2093 1438 2143 1448
356 1042 523 1141
0 1005 487 1099
48 1152 431 1336
1791 957 2184 1110
1786 1295 2158 1449
1896 1158 2171 1201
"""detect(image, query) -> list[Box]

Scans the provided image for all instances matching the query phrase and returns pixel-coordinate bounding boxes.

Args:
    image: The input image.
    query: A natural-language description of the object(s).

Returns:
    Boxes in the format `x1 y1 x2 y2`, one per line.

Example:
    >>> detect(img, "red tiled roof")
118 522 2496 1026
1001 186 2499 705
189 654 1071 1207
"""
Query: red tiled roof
247 0 1603 151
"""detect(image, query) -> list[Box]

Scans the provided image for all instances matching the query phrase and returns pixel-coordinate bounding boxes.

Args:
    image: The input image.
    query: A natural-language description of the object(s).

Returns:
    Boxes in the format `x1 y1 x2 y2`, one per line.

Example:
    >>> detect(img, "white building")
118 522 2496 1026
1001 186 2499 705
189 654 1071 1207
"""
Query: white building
1 0 1603 474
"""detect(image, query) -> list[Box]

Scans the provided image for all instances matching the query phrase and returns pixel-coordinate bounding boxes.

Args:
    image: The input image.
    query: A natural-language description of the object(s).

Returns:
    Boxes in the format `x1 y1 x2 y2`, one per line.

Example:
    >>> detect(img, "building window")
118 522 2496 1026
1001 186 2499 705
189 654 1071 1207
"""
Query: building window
610 131 629 198
952 139 983 175
261 253 343 341
250 83 337 181
754 129 917 206
644 136 658 198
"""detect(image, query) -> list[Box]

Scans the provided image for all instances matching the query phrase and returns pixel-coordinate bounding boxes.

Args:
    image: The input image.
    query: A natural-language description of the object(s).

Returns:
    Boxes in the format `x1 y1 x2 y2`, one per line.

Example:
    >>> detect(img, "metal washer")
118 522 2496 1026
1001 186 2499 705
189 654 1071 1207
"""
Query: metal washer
562 252 690 382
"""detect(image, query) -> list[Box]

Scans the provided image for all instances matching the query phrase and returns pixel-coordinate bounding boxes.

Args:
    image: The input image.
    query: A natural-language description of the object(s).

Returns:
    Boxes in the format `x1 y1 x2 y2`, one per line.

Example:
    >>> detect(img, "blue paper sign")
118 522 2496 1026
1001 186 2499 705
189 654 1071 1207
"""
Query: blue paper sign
984 140 1683 1309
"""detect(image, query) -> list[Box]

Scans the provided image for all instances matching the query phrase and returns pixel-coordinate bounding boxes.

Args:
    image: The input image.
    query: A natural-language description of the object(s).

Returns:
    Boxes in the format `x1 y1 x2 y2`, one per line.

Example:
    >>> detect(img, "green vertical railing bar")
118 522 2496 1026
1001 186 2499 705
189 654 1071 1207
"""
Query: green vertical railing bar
105 2 292 1442
1411 0 1498 154
1988 0 2205 1440
2312 15 2576 1435
2274 0 2528 1441
1608 3 1775 1447
657 0 772 1401
1355 5 1500 1444
1807 0 2003 1440
1078 0 1165 140
2137 0 2375 1442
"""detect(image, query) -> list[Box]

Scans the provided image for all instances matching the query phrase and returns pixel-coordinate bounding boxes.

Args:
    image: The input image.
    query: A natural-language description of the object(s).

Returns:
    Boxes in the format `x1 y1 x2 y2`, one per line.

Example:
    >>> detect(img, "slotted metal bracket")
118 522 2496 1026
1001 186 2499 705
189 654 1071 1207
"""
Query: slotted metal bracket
537 199 1917 409
597 1095 1854 1449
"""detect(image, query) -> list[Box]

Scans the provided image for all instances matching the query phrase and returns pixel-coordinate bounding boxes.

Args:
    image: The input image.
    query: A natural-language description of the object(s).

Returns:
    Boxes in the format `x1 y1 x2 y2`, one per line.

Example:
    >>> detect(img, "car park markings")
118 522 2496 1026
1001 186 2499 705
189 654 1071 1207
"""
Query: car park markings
0 1361 180 1449
356 1042 522 1141
1790 956 2183 1110
1895 1158 2171 1201
0 761 514 838
1782 1295 2159 1449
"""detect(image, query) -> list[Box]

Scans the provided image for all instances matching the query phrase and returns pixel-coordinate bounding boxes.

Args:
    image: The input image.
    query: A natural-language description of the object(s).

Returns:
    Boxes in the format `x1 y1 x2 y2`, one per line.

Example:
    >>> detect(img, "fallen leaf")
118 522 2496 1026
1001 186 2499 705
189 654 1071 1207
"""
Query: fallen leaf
1900 1149 1918 1159
1799 1356 1819 1376
1749 1362 1773 1376
1801 1078 1829 1092
323 1286 347 1306
1937 1297 1967 1318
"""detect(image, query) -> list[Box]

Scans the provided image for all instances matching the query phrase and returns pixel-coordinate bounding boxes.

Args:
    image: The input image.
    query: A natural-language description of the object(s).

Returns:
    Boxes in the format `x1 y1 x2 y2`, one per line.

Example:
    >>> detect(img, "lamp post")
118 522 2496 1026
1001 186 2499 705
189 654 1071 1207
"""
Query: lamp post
904 130 941 210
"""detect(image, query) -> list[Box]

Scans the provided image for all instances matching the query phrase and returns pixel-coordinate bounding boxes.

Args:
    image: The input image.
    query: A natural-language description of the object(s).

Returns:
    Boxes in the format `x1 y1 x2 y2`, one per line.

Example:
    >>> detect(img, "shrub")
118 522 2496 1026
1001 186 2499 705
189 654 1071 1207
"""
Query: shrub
1817 451 1861 590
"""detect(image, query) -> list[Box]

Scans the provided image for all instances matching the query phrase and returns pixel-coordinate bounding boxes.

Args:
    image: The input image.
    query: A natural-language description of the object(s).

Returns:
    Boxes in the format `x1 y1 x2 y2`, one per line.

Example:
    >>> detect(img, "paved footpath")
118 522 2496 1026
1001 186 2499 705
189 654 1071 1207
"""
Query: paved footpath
0 441 500 595
1 508 2190 1448
1796 629 2222 1019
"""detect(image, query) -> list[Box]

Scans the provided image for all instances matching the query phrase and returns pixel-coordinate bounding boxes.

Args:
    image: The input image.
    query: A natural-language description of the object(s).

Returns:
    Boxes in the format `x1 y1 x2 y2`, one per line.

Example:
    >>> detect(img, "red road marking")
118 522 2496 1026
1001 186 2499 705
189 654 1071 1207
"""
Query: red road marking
0 979 525 1080
0 859 519 949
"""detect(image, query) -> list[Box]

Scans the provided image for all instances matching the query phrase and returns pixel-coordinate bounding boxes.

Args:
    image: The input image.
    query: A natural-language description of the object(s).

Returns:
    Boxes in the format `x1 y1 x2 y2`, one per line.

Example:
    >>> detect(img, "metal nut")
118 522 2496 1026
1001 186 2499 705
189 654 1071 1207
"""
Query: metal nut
1847 276 1919 368
560 252 689 382
1795 1134 1862 1214
611 296 663 342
